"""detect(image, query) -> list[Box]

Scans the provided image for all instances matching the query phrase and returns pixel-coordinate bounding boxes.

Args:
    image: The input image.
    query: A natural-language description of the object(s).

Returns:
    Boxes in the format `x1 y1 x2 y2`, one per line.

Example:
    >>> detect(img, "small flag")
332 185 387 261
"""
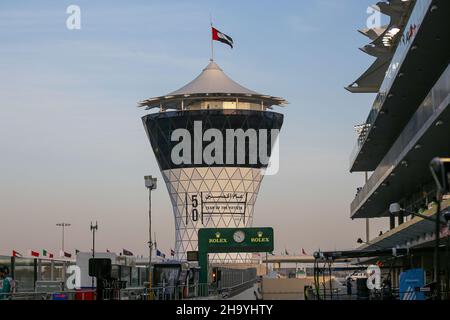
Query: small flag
156 249 166 258
60 250 72 258
284 249 289 255
122 249 133 256
30 250 40 257
12 250 22 257
212 27 233 48
42 250 54 258
252 253 261 260
302 248 307 255
170 249 175 256
75 249 80 254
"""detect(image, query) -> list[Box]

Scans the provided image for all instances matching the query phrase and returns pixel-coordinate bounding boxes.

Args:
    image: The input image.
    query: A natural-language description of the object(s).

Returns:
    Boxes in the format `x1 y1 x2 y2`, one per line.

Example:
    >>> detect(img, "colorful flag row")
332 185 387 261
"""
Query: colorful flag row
11 250 73 258
12 248 177 259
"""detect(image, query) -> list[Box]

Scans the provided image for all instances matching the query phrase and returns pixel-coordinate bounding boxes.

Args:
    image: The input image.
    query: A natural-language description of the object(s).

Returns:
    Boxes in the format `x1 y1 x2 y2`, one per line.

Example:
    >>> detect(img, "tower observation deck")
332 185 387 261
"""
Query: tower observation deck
139 60 288 262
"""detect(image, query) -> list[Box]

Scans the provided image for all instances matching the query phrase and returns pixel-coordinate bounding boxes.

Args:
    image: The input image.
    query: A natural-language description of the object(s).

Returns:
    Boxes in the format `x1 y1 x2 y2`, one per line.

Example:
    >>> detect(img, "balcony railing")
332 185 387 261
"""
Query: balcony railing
351 64 450 216
350 0 433 168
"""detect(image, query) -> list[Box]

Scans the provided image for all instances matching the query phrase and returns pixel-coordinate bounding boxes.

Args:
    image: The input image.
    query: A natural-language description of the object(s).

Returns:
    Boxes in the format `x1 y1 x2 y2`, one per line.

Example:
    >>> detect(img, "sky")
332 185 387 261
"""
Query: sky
0 0 390 257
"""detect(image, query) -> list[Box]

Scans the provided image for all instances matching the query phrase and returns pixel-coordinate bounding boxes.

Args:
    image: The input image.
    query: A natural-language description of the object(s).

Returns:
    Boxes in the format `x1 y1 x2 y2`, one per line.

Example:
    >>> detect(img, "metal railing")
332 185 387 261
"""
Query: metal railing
0 290 96 300
139 284 211 300
0 275 259 300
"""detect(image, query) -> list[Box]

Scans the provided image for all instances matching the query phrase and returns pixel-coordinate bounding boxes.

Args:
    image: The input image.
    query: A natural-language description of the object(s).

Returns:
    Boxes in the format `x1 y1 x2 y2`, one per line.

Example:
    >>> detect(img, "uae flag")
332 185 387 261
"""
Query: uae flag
12 250 22 257
212 27 233 48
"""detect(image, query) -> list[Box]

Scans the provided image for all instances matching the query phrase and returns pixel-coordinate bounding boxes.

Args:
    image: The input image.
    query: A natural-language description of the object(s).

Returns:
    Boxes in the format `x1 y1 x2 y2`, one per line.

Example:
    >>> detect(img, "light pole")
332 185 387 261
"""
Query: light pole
144 175 157 295
90 221 98 288
56 223 71 254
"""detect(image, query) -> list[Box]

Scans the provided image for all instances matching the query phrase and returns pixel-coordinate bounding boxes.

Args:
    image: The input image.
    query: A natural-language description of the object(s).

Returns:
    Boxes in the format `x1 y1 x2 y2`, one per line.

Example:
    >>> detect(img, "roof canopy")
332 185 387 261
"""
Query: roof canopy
346 0 414 93
139 60 288 110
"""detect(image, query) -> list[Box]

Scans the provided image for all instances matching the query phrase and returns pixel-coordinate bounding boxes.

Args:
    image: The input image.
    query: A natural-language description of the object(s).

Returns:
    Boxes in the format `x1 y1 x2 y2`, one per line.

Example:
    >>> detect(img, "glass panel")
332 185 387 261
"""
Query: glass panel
131 267 139 287
14 258 35 292
111 265 120 280
120 266 130 285
0 256 11 271
39 259 52 281
53 262 66 282
139 267 148 286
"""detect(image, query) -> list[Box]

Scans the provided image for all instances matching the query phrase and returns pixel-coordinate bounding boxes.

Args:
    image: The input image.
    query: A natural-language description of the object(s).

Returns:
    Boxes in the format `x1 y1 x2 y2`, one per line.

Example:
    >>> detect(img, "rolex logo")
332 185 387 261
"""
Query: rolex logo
257 231 263 237
215 232 221 238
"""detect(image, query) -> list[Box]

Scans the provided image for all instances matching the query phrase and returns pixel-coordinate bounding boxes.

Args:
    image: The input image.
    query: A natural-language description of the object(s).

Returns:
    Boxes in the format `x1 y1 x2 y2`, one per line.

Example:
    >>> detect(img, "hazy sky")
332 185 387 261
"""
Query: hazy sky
0 0 390 257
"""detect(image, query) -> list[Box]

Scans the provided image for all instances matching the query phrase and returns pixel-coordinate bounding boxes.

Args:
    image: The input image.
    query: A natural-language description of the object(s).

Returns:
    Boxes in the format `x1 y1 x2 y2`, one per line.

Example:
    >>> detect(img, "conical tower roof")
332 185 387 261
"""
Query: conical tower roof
139 61 287 110
168 61 260 96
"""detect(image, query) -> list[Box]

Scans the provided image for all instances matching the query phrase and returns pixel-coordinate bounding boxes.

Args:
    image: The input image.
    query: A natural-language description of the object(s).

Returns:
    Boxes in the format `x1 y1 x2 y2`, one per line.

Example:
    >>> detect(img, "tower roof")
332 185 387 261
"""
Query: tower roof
139 61 288 110
168 61 260 96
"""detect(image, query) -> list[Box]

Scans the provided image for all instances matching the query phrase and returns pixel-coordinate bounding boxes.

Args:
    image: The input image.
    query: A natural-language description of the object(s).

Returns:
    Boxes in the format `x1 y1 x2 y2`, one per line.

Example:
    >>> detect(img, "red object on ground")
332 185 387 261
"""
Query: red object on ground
75 289 96 300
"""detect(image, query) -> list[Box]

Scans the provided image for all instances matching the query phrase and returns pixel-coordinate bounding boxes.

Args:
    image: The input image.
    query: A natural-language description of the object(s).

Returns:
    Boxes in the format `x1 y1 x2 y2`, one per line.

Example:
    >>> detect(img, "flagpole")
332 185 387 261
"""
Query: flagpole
210 15 214 61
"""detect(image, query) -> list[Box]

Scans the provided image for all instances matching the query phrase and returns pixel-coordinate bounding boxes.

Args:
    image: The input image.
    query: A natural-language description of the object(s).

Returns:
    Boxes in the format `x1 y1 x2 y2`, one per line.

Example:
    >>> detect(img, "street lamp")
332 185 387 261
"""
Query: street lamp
144 175 157 294
56 223 71 253
90 221 98 288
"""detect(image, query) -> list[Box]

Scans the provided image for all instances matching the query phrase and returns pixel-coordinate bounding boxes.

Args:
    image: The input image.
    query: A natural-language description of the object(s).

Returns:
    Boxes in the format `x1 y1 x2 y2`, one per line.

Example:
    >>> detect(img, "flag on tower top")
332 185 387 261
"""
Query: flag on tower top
212 27 233 48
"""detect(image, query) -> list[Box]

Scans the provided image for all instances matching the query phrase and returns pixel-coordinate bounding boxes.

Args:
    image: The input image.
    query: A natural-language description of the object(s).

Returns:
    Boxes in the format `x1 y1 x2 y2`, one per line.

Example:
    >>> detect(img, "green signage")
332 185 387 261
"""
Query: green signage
198 227 274 253
197 227 274 287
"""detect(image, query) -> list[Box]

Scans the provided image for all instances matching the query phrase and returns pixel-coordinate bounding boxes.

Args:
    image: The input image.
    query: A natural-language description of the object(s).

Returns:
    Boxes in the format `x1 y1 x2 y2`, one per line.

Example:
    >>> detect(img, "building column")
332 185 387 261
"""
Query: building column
398 212 404 225
390 215 396 230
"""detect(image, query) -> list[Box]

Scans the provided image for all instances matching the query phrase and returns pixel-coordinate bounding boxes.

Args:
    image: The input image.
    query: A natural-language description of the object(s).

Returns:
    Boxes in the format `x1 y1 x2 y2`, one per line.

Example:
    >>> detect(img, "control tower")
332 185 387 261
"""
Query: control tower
139 60 287 262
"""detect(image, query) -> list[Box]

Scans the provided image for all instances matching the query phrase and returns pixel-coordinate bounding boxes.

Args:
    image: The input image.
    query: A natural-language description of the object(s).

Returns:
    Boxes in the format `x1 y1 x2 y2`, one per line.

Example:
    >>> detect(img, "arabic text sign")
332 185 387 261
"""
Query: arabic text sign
185 192 248 225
